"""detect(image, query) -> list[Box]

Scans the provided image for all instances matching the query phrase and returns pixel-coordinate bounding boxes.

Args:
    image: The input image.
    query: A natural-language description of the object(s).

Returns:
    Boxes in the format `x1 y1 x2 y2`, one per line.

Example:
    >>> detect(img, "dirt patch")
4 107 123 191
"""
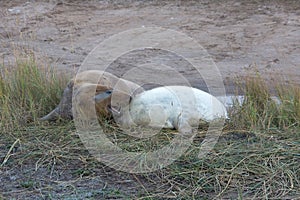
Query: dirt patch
1 0 299 93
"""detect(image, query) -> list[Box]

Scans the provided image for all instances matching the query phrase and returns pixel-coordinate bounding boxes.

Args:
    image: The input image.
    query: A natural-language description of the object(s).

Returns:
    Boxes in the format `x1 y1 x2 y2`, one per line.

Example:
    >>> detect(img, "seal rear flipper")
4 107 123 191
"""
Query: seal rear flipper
39 107 60 121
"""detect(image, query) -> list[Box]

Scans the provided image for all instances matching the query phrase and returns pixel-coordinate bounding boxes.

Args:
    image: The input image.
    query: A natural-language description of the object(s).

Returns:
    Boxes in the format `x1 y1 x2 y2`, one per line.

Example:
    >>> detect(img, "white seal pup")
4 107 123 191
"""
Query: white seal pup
95 86 228 132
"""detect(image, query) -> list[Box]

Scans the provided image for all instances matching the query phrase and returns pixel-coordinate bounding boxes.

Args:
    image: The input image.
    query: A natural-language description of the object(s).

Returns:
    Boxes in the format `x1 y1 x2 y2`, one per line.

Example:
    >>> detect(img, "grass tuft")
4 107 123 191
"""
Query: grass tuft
229 74 300 131
276 84 300 129
0 55 68 130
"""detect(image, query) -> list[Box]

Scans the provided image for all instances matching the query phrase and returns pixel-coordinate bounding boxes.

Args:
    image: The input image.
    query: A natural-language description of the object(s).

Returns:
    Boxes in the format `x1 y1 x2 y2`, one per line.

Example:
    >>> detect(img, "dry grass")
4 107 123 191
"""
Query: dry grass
0 59 299 199
1 123 299 199
229 74 300 131
0 54 69 131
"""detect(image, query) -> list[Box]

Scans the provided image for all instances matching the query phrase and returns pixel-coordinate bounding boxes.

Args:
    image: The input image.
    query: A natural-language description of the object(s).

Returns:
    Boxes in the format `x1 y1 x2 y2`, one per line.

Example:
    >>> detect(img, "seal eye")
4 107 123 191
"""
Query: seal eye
106 90 112 94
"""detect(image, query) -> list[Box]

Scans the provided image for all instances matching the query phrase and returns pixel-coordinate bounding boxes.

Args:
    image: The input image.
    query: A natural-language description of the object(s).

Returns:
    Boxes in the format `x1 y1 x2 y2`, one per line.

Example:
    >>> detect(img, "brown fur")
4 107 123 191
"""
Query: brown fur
40 70 143 121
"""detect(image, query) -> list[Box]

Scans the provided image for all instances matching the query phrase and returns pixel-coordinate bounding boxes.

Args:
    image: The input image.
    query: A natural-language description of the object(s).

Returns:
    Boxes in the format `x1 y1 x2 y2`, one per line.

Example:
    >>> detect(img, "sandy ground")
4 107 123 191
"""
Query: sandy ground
0 0 299 94
0 1 300 199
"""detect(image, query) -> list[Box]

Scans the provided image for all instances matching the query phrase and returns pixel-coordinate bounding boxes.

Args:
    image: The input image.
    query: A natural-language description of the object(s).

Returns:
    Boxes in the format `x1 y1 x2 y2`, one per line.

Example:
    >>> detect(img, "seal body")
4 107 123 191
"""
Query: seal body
40 70 143 121
112 86 227 130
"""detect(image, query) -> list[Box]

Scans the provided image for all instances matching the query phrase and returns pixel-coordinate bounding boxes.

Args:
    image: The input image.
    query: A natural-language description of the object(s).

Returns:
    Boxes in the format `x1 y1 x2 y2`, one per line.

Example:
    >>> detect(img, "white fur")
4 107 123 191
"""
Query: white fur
112 86 227 130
